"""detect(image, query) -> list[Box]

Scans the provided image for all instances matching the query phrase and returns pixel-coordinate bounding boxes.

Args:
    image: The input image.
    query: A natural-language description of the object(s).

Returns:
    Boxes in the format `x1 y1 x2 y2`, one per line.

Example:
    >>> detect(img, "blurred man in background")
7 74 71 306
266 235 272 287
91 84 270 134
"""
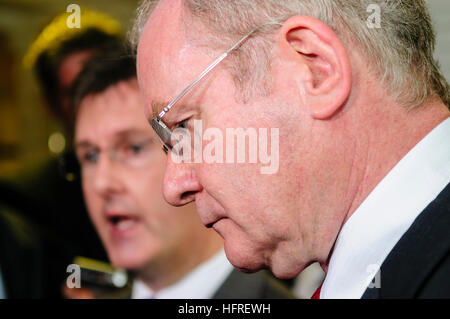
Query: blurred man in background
1 10 124 298
65 51 294 298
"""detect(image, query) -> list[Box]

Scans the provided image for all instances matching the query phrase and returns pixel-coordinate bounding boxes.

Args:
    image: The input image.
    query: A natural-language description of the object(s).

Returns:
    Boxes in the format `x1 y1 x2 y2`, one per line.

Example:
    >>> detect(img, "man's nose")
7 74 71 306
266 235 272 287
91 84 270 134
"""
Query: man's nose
162 154 202 206
93 157 124 196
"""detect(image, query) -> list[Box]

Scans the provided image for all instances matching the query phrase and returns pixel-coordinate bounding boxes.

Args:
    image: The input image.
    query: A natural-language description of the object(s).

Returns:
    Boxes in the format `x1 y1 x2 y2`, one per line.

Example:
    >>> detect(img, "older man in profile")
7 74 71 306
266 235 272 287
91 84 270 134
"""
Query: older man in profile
68 51 293 299
133 0 450 298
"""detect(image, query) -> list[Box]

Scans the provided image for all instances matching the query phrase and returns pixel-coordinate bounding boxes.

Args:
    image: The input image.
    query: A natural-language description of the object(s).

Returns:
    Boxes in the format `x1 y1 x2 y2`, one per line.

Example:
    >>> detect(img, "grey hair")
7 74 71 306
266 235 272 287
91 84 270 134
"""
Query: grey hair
129 0 159 52
130 0 450 108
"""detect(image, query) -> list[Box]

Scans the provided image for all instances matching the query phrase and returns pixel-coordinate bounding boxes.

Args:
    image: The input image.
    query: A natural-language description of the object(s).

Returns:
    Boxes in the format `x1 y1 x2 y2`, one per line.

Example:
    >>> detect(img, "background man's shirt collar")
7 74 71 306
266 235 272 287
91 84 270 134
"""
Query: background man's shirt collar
131 249 233 299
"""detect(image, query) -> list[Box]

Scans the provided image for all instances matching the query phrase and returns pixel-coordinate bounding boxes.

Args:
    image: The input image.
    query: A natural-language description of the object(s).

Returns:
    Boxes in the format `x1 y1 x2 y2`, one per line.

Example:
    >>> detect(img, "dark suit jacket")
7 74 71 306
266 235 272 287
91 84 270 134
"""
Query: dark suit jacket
362 182 450 298
101 269 295 299
213 269 295 299
0 201 45 298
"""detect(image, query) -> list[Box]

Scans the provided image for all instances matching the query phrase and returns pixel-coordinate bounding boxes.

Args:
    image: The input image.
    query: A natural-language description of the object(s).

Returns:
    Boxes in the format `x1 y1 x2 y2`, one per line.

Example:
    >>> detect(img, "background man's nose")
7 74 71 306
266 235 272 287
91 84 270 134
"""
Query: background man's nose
93 158 124 197
163 155 202 206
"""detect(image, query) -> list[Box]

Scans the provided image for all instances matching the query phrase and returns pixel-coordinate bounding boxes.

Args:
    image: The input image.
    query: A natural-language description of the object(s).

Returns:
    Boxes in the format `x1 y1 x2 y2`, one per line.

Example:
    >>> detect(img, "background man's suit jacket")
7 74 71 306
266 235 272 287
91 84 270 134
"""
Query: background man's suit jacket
105 269 295 299
1 153 108 298
0 194 45 298
362 182 450 298
212 269 295 299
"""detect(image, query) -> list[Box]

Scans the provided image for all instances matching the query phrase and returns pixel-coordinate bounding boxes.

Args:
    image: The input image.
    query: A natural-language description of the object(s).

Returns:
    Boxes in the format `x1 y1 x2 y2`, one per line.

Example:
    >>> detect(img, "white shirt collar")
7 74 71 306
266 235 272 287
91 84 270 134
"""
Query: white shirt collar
131 249 233 299
321 118 450 299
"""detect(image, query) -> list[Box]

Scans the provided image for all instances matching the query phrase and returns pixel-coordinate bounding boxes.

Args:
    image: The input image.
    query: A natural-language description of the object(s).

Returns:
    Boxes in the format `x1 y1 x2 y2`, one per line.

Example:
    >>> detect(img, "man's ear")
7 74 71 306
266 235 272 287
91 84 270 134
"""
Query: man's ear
277 16 351 119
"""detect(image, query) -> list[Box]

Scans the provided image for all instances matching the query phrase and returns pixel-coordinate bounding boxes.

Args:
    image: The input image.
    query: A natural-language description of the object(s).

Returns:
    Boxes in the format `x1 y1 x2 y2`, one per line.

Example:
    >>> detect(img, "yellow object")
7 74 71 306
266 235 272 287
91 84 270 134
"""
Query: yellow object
74 256 117 274
48 131 66 154
23 9 121 69
73 256 128 288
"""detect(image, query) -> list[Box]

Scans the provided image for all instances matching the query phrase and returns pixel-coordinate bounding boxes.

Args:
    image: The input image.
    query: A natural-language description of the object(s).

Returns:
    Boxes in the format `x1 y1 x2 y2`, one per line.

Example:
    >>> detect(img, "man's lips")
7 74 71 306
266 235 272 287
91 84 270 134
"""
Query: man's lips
105 210 140 233
204 217 225 229
110 217 137 231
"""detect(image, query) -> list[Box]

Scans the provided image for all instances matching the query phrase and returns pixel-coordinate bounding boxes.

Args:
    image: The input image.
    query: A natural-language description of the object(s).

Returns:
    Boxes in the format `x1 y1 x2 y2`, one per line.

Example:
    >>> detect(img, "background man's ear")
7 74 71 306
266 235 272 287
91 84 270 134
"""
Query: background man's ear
278 16 352 119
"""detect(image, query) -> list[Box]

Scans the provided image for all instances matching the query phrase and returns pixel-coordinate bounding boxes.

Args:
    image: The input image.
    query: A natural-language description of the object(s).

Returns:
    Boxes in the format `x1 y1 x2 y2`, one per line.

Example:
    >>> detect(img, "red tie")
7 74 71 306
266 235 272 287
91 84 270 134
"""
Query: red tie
311 284 322 299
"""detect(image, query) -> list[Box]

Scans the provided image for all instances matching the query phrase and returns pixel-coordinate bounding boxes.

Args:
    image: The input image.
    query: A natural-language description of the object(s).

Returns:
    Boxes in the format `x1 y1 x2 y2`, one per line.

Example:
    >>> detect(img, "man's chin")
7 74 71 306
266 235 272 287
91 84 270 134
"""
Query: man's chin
222 239 303 279
214 218 267 273
106 248 149 271
223 241 265 274
109 256 138 270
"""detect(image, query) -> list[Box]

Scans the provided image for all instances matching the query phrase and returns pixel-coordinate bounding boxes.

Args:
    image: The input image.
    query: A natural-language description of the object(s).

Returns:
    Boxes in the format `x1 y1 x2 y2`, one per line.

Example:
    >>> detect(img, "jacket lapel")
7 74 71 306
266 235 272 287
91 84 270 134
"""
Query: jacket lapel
362 183 450 298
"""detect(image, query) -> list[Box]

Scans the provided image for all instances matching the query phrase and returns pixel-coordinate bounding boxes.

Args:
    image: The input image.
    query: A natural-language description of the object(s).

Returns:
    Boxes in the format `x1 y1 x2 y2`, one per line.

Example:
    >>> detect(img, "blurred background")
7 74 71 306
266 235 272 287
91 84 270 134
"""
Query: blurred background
0 0 142 299
0 0 140 176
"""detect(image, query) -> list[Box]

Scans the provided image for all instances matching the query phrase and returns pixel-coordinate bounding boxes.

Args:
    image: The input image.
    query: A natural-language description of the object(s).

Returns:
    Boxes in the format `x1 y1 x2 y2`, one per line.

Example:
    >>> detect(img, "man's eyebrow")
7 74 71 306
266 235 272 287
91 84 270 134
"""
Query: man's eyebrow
75 140 95 151
75 129 152 151
114 128 152 141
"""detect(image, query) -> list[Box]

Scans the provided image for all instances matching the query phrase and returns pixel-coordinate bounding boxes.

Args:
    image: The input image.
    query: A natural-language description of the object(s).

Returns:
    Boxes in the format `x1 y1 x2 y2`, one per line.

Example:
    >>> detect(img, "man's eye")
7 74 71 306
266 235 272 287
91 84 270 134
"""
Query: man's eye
130 143 143 154
174 120 188 130
84 150 99 164
177 122 186 129
127 140 152 155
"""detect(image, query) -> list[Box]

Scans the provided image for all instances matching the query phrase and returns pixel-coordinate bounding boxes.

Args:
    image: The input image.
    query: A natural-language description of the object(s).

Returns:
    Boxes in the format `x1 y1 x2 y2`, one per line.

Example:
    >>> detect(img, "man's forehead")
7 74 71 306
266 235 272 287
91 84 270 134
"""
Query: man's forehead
146 0 183 28
138 0 226 126
76 128 152 149
138 0 185 60
137 0 190 109
76 83 151 140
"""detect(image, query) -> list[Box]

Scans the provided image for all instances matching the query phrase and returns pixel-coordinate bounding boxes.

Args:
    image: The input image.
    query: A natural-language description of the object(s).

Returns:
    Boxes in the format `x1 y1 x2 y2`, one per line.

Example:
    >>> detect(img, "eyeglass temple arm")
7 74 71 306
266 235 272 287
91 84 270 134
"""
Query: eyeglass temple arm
157 29 257 119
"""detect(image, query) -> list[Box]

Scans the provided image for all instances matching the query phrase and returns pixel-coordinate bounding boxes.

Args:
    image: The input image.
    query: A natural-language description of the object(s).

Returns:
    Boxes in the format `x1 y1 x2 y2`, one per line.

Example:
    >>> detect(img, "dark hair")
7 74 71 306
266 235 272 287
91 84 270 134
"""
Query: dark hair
34 28 123 128
71 49 137 116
